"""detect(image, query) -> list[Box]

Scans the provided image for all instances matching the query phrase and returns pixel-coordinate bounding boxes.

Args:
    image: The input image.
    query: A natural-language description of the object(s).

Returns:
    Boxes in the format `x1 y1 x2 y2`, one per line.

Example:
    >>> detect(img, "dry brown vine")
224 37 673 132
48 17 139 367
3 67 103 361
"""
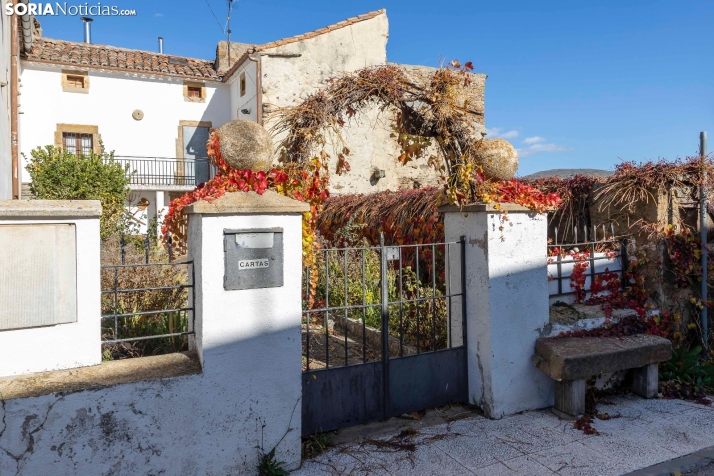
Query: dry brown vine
269 61 485 204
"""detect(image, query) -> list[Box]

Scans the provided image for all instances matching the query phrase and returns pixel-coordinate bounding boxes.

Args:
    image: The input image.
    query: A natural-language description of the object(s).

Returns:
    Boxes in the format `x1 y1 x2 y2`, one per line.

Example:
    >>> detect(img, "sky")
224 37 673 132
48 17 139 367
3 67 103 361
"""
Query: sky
32 0 714 176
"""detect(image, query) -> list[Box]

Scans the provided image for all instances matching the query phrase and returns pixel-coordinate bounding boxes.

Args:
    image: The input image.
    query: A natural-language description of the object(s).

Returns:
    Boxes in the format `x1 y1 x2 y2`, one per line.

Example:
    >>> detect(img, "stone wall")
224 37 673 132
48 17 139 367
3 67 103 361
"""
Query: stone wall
260 12 486 195
215 40 254 76
588 184 695 321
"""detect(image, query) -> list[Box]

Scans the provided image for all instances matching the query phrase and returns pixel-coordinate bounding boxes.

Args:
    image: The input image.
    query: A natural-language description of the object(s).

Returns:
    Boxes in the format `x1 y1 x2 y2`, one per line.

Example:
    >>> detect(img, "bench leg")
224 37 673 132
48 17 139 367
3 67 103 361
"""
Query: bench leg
554 379 586 416
632 363 659 398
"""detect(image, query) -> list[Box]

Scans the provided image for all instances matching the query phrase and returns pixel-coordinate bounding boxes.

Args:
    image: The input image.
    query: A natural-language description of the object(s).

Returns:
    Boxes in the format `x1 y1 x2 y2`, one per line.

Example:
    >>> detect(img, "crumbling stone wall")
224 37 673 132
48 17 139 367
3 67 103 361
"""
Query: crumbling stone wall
589 184 695 321
259 12 486 194
215 40 254 76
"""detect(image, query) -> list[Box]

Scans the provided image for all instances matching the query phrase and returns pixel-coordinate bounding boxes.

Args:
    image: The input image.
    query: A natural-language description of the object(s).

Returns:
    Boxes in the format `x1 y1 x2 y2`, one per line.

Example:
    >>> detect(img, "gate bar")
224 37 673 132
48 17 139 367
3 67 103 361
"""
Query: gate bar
460 235 468 359
380 233 391 419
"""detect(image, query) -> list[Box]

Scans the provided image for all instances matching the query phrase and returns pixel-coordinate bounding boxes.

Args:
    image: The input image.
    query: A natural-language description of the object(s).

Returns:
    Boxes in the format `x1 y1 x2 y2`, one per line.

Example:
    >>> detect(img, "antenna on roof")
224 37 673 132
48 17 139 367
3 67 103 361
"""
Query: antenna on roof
227 0 235 66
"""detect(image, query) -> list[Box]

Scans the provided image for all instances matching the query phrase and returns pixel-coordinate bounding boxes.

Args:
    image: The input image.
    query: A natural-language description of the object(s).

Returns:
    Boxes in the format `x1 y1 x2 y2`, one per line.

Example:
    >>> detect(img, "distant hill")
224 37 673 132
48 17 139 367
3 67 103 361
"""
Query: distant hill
520 168 614 180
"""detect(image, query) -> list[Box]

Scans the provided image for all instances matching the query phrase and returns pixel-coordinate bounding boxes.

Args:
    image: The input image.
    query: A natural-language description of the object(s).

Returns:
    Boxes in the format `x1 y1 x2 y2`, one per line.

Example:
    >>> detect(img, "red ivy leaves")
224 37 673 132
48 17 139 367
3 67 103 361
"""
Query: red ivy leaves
493 180 562 213
162 129 329 258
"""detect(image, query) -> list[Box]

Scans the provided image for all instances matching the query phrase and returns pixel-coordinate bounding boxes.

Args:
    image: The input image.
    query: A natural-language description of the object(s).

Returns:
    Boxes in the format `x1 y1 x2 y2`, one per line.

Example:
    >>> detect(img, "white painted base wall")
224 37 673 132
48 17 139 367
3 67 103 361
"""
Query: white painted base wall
0 206 304 475
189 210 304 468
0 362 304 475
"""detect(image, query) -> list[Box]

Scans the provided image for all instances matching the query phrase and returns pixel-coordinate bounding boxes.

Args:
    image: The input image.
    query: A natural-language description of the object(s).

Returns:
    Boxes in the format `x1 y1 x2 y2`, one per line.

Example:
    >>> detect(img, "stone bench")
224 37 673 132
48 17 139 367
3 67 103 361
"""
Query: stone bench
533 334 672 417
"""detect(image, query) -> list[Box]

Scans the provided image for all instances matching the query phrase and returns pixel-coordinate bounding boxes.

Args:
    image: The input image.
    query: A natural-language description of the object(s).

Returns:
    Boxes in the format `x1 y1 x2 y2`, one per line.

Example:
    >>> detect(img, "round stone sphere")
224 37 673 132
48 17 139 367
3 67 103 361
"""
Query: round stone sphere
216 120 274 171
470 138 519 181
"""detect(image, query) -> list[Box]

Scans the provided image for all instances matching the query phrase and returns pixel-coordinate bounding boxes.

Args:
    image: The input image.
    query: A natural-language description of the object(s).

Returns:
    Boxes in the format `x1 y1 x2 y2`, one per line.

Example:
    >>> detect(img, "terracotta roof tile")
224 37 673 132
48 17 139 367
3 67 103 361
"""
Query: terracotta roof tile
24 37 220 80
27 8 388 83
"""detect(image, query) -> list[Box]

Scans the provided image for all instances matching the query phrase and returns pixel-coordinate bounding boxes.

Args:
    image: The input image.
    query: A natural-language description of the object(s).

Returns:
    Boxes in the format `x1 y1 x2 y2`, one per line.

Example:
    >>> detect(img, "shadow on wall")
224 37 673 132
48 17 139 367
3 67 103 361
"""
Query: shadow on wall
0 326 302 475
200 86 233 138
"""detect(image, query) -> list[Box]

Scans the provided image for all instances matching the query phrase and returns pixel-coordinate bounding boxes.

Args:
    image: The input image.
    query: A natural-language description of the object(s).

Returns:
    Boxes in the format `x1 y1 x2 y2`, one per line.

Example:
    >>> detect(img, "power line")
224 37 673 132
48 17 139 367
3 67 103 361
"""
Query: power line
203 0 225 35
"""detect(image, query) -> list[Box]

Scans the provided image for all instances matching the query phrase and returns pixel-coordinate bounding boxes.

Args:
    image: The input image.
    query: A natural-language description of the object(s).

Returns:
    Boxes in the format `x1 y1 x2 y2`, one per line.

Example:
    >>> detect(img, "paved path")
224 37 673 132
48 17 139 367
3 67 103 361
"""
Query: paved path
685 461 714 476
294 395 714 476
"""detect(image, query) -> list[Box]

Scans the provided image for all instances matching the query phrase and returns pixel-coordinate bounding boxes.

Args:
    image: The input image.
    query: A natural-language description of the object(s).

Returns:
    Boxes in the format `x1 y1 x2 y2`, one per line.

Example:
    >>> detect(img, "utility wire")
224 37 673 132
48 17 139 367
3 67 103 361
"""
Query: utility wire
204 0 226 35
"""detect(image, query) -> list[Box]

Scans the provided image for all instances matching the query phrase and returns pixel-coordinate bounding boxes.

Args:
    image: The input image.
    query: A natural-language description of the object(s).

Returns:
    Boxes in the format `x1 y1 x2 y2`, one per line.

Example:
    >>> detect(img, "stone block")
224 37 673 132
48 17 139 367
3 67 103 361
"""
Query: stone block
534 334 672 381
554 379 586 416
632 362 659 398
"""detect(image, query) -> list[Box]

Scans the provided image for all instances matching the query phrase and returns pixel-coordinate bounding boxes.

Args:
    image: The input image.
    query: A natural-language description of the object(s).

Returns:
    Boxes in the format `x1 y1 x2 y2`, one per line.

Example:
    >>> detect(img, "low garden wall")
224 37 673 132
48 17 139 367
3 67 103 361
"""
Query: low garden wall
0 194 306 475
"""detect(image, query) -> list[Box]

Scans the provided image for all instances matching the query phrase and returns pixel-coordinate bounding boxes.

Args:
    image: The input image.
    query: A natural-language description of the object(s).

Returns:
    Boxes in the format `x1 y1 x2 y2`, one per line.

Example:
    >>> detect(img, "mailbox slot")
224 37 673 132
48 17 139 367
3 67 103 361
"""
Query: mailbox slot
224 228 283 290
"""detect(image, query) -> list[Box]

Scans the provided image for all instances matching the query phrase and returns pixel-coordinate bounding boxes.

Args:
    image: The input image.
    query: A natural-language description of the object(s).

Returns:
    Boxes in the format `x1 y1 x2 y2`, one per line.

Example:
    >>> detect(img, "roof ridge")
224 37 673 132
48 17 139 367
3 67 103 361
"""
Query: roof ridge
34 36 215 64
221 8 386 81
255 8 386 51
25 36 220 80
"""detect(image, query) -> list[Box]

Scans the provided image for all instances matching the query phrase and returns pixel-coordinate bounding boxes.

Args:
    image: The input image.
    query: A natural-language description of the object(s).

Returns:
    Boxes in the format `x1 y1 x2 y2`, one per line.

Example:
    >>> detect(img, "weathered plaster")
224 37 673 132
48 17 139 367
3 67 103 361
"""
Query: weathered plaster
0 202 101 378
0 196 304 474
0 363 302 475
260 12 487 195
444 208 554 419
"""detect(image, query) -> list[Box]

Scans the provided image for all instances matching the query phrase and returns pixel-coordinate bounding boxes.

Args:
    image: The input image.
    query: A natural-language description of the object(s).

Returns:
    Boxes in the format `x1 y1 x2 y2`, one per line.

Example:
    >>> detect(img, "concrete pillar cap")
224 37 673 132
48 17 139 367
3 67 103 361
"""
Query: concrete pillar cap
182 190 309 215
438 202 536 213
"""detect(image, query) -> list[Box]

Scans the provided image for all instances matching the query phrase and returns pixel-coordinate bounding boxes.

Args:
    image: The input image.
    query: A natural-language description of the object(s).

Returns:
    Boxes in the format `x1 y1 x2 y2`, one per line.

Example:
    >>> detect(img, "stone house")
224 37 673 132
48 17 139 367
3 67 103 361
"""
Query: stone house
12 8 486 229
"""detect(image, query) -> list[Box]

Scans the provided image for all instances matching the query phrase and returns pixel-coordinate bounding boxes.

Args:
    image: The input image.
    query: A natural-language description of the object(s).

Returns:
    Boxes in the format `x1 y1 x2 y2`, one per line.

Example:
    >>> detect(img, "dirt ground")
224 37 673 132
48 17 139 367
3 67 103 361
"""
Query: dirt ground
302 323 382 371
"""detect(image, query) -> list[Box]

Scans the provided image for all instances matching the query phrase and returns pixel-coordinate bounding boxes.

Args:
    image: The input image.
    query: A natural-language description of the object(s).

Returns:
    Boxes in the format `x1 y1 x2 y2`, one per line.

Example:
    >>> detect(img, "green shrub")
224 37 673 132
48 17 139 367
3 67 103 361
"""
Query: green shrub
660 346 714 393
25 145 132 238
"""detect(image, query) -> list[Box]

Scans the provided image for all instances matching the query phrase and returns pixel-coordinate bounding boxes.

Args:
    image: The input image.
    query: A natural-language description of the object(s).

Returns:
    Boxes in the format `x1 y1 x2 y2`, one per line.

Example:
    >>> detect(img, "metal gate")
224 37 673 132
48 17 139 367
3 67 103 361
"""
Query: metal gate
100 234 194 360
301 235 467 435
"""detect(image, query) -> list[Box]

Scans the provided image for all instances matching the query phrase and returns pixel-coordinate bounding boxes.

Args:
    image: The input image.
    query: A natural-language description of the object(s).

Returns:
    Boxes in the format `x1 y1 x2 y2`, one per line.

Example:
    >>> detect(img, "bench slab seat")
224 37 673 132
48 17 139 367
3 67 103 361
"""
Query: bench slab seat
533 334 672 417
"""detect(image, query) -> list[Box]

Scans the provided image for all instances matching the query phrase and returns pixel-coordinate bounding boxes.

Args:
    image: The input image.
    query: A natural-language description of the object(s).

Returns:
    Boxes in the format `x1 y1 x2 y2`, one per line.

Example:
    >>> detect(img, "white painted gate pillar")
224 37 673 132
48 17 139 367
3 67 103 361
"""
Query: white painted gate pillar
442 203 553 419
184 190 308 470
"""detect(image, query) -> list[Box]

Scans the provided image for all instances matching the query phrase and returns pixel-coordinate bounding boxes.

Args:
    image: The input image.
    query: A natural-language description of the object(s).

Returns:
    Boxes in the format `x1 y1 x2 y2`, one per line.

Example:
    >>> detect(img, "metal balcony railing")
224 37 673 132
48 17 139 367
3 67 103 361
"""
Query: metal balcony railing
109 156 217 187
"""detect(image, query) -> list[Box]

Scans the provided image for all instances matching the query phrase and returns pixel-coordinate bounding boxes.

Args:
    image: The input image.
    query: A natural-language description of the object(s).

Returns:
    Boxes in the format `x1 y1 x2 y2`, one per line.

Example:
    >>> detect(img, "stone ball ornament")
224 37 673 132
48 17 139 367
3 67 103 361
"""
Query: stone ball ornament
216 120 274 172
470 138 519 181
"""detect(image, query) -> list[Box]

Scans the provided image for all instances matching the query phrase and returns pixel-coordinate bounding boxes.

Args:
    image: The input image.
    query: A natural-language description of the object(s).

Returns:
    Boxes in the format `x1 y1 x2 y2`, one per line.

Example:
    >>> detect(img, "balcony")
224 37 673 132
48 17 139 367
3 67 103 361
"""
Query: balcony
109 156 218 189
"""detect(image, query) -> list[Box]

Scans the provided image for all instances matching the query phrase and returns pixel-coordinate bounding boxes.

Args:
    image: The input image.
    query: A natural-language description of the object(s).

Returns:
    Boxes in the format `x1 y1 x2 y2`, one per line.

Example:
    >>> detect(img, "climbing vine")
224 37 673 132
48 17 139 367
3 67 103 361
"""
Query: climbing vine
162 131 329 271
270 61 508 206
318 181 561 249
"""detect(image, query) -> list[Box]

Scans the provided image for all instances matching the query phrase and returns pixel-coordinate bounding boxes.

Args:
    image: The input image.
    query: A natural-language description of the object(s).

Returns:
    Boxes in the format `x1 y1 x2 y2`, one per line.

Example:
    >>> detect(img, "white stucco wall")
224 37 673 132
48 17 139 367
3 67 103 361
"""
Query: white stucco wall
188 206 303 469
0 209 101 377
228 60 258 122
18 64 232 182
0 0 12 199
0 204 304 475
444 208 554 419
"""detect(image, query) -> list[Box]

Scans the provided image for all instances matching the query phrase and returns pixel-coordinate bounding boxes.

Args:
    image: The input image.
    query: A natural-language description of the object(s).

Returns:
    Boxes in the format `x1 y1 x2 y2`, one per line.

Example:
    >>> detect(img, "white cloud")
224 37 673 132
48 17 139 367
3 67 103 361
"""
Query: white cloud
522 136 546 144
155 13 163 17
517 142 573 158
486 127 518 140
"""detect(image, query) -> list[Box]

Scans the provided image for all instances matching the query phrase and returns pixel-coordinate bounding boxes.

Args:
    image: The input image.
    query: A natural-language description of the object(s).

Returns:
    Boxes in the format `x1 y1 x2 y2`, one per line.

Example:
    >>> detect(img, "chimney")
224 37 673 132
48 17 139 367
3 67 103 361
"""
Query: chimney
80 17 93 44
158 37 164 54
